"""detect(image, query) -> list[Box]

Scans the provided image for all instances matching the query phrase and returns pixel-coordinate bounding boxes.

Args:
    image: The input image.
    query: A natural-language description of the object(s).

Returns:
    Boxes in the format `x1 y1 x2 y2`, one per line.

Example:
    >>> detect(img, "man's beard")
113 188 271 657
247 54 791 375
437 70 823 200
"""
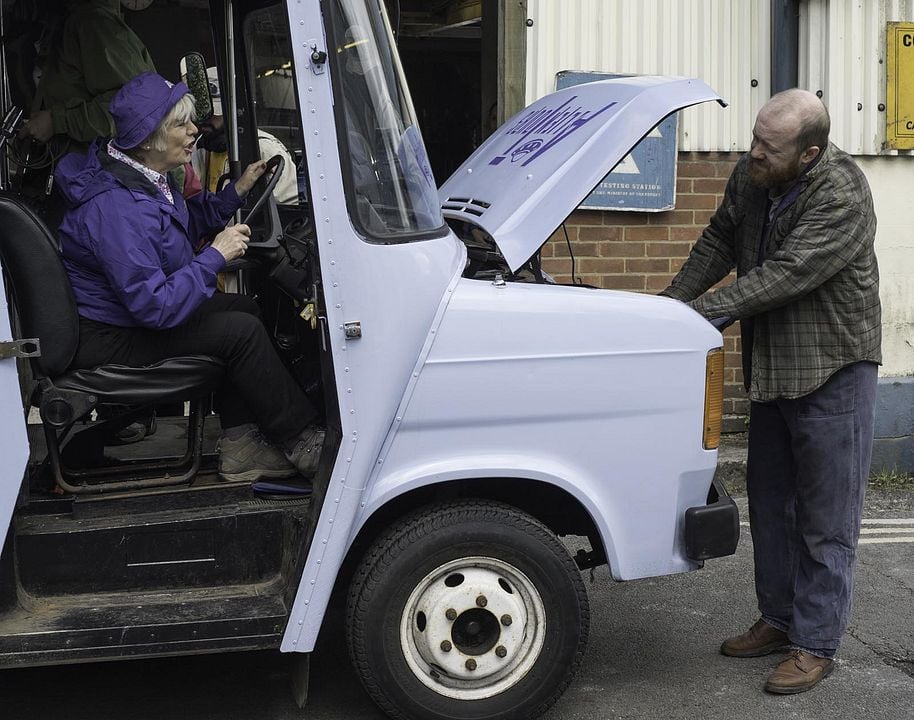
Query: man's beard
197 127 228 153
748 157 800 190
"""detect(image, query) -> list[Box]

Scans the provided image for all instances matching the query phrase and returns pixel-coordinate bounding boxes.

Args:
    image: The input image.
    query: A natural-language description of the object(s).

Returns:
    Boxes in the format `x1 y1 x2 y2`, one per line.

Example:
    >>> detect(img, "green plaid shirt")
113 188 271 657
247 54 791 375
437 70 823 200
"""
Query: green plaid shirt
663 143 881 401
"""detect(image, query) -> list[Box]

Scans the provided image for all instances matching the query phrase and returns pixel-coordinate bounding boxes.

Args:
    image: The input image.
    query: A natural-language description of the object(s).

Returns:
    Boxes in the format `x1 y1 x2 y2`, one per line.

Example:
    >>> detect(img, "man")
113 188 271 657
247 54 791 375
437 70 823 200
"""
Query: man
188 67 298 204
20 0 155 150
662 88 881 694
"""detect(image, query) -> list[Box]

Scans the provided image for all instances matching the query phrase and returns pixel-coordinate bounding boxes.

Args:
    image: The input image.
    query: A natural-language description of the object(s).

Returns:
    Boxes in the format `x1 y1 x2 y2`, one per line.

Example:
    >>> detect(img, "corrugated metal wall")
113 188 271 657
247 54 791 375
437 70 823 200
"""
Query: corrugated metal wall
525 0 914 155
525 0 771 151
800 0 914 155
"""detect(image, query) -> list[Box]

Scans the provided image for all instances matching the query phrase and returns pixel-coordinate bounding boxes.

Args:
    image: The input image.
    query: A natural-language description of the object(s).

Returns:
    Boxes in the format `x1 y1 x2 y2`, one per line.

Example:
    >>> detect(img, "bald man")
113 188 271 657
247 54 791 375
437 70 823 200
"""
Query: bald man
663 89 880 694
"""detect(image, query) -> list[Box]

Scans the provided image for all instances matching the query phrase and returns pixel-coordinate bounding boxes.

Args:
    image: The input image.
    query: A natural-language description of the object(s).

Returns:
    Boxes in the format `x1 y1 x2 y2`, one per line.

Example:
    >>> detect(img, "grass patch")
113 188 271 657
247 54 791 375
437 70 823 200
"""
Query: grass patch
869 467 914 490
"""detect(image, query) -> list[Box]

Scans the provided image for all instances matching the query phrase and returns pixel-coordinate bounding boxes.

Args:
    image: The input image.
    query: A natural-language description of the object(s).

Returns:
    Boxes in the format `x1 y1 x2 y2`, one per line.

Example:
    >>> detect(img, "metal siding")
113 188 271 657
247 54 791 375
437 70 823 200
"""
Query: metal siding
525 0 771 151
800 0 914 155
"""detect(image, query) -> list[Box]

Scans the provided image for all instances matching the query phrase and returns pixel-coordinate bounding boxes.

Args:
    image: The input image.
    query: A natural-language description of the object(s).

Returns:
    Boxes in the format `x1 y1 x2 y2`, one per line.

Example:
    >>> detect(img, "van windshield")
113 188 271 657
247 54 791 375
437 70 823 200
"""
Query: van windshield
328 0 445 240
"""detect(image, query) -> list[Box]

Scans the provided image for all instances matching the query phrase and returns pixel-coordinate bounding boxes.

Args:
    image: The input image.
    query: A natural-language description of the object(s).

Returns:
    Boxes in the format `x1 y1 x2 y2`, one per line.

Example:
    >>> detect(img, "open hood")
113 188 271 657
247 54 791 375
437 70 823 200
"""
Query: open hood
439 76 726 272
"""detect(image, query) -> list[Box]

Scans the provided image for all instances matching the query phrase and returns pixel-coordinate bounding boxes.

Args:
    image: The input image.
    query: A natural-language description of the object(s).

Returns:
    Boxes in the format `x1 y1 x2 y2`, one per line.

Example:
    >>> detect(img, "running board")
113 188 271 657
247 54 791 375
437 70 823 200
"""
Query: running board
0 581 289 668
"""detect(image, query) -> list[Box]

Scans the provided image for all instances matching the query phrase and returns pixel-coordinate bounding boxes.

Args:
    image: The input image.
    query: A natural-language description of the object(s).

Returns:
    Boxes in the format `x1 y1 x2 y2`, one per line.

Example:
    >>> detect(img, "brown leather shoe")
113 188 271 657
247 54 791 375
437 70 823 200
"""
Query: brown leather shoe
720 618 789 657
764 649 834 694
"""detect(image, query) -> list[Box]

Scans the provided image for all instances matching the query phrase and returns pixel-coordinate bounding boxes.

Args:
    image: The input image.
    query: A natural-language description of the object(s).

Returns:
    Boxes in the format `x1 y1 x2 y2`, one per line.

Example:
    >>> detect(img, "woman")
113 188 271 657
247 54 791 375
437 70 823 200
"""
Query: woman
54 71 323 482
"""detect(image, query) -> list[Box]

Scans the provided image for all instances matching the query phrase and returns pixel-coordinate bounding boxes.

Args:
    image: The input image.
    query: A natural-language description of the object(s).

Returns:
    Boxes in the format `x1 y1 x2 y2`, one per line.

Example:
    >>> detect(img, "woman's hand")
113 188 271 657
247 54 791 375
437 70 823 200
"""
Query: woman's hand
211 223 251 262
234 160 267 198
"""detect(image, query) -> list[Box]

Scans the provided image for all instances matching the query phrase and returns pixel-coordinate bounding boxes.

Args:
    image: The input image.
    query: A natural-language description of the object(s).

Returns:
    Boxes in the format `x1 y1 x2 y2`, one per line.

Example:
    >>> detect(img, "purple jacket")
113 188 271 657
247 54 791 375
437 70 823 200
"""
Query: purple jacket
55 139 243 329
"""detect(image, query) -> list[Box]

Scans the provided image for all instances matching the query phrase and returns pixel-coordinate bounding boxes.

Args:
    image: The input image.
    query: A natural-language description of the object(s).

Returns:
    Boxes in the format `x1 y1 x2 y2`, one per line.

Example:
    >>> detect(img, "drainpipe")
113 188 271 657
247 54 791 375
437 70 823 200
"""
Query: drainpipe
771 0 800 94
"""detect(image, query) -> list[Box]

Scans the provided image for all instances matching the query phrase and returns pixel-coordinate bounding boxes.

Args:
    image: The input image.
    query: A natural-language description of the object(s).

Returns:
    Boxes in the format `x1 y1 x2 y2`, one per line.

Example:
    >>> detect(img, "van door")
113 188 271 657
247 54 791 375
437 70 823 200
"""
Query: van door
0 267 30 550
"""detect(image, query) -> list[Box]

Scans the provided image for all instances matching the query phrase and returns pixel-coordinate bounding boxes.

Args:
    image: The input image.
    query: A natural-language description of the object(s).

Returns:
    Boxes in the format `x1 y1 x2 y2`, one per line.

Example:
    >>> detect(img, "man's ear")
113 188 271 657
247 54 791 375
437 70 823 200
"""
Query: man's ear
800 145 821 165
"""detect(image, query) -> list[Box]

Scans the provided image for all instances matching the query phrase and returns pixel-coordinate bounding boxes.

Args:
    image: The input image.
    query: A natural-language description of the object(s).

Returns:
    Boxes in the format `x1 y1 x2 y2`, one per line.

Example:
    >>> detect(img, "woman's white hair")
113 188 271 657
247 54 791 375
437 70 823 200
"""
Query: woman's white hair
144 93 197 152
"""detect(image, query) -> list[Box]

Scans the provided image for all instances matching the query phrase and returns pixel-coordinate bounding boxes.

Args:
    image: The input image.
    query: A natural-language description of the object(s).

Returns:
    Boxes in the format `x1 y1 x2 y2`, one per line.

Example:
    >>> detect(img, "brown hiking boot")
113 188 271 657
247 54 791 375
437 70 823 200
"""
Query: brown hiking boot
720 618 789 657
764 649 834 694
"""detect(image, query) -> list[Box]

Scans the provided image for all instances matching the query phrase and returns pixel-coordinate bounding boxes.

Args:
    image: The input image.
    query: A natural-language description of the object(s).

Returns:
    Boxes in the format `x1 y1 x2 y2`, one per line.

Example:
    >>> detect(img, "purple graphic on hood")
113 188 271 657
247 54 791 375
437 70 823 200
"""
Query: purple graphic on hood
489 97 618 167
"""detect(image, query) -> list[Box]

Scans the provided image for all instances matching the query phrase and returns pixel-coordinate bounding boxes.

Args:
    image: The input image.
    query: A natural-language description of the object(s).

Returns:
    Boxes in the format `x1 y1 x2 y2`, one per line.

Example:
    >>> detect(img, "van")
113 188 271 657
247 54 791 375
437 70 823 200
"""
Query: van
0 1 737 718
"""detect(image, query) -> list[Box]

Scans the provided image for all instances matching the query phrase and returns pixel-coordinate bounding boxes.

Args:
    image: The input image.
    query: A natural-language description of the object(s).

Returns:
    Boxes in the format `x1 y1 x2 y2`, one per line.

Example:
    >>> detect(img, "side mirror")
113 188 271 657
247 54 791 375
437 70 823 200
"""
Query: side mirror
180 52 213 122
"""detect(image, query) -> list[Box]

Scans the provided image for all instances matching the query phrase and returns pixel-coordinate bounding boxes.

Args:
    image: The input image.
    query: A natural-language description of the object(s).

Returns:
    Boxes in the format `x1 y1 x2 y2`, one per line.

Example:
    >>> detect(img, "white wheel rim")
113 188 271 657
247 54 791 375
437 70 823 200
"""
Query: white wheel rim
399 556 546 700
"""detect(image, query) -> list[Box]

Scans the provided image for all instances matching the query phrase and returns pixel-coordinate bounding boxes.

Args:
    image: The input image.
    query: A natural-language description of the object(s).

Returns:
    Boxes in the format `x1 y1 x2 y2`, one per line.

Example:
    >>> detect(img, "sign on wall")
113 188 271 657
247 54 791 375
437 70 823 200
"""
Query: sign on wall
887 22 914 150
555 71 678 212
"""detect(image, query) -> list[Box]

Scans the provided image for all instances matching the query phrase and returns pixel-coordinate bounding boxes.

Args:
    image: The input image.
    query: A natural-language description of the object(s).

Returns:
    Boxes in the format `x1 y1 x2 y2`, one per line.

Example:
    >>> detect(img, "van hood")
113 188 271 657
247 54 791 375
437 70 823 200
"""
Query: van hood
439 75 726 271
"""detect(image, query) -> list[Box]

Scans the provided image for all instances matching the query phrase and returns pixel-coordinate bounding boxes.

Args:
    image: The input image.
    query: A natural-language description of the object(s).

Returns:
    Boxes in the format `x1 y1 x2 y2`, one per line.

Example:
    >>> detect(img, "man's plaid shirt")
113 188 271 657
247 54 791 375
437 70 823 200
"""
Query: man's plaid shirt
663 143 881 402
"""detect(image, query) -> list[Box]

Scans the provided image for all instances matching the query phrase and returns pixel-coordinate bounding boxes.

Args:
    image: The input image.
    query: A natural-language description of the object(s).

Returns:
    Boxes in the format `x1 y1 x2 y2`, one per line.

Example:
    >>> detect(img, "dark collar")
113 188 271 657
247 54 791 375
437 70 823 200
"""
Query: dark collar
97 142 159 197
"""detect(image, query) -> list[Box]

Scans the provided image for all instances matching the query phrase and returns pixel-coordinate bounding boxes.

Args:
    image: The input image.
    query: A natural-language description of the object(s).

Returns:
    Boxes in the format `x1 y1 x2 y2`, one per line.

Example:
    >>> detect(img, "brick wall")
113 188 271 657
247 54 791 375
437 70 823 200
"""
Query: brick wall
540 150 749 430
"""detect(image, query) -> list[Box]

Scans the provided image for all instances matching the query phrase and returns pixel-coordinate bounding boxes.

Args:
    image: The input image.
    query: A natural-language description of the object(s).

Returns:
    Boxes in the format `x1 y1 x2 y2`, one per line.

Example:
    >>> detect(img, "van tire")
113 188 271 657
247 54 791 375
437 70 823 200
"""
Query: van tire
346 499 590 720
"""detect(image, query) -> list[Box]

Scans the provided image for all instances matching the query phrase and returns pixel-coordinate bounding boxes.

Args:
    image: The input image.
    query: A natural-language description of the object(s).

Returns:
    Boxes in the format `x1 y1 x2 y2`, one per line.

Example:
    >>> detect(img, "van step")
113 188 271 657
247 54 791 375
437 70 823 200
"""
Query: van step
14 495 312 596
0 581 288 668
20 475 311 521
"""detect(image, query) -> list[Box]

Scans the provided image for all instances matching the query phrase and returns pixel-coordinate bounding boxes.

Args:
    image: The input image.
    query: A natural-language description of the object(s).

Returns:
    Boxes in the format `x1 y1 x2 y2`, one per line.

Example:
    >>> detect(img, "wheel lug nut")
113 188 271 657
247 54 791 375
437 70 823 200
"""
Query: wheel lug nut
465 658 477 671
501 614 512 626
476 595 487 608
440 640 452 652
495 645 507 658
445 608 457 621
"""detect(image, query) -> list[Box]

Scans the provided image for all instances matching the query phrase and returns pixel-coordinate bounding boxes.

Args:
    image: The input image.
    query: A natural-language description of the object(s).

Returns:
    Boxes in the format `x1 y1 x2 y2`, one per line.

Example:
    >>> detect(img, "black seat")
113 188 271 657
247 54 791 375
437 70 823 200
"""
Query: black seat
0 192 224 494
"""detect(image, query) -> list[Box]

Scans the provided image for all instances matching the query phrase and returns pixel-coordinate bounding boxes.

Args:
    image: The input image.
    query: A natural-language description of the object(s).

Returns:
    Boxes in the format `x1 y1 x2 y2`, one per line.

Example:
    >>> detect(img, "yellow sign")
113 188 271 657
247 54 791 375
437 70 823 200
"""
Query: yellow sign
887 22 914 150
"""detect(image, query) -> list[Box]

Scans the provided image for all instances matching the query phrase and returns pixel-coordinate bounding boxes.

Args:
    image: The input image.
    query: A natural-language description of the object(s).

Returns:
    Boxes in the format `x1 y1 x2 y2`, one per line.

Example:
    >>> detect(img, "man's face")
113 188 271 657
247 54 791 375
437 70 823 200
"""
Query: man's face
196 114 227 152
748 110 806 191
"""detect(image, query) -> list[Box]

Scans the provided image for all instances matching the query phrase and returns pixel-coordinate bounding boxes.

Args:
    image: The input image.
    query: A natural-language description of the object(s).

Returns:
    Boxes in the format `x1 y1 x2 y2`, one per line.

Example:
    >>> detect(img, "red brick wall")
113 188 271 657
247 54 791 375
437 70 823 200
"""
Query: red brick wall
540 150 749 430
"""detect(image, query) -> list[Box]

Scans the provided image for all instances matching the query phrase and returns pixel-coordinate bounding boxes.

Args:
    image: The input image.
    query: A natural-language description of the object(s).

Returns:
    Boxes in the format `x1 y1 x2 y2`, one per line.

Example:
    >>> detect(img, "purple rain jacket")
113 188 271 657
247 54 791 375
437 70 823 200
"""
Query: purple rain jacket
54 138 243 329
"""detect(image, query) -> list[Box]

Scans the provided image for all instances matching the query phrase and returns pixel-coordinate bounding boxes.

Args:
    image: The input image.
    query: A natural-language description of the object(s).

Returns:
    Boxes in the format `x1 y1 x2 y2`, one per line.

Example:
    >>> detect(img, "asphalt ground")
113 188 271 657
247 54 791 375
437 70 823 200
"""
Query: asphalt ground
1 476 912 719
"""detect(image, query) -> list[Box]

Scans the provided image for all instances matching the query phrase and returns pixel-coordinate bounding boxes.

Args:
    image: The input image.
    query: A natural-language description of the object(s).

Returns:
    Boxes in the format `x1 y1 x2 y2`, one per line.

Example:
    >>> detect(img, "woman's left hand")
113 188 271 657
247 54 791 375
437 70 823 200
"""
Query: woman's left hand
234 160 267 198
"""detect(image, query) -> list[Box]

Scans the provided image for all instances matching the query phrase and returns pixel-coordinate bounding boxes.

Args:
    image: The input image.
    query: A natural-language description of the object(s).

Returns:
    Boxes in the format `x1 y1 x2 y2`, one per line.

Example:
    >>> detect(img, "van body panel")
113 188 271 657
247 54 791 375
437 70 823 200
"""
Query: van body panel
276 232 466 651
353 278 721 579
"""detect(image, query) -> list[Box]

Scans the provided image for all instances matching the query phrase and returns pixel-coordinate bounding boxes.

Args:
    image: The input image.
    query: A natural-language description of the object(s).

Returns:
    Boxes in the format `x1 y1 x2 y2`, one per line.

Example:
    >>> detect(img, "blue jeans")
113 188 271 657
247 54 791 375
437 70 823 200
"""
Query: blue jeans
746 361 878 657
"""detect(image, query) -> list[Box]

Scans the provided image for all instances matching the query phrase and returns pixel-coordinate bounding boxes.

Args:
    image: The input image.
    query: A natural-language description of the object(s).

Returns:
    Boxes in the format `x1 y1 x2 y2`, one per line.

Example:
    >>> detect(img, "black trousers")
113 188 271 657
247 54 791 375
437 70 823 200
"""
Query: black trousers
73 293 317 443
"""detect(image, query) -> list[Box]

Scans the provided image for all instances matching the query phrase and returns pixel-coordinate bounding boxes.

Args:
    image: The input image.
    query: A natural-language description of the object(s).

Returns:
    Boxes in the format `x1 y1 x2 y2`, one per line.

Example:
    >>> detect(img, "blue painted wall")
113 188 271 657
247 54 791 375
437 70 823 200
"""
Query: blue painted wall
872 376 914 473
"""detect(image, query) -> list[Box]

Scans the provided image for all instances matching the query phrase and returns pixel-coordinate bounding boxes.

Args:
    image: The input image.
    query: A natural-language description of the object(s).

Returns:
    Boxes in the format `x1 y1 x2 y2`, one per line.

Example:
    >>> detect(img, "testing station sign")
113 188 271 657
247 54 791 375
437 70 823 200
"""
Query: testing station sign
887 23 914 150
555 71 678 212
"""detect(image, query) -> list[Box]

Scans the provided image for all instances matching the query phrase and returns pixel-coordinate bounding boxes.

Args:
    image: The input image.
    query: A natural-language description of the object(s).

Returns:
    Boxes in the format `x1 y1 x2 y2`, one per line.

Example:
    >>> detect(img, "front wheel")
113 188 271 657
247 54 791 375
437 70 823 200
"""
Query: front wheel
346 500 590 720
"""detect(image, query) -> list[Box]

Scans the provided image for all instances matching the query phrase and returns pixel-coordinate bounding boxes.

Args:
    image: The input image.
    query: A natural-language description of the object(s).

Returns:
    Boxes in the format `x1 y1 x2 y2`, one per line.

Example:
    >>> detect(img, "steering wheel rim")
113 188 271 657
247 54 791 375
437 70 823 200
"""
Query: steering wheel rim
241 153 285 226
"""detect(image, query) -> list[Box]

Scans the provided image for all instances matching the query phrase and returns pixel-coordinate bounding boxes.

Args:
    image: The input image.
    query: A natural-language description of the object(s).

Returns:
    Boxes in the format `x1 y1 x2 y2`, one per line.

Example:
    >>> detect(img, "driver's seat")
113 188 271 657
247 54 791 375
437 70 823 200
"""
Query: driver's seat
0 192 225 495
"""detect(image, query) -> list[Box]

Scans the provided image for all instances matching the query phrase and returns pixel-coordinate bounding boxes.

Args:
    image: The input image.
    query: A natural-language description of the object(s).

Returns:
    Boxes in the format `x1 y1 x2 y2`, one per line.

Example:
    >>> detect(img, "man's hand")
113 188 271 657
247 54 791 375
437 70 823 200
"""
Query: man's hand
211 223 251 262
19 111 54 143
234 160 267 198
709 315 734 331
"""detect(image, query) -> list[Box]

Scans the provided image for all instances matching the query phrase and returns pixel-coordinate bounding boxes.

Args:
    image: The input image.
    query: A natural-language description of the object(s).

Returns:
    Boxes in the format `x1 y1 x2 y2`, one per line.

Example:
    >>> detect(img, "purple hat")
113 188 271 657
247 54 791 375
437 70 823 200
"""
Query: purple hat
110 72 190 150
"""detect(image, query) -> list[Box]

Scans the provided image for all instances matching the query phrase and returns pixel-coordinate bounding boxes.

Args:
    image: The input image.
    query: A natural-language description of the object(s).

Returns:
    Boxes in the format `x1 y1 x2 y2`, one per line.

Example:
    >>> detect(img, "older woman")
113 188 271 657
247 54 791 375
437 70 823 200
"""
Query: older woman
54 72 323 482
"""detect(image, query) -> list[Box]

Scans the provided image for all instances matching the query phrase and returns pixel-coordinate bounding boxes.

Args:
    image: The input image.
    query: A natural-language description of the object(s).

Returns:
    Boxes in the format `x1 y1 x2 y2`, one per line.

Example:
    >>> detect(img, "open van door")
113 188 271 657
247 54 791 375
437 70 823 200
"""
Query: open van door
0 267 30 562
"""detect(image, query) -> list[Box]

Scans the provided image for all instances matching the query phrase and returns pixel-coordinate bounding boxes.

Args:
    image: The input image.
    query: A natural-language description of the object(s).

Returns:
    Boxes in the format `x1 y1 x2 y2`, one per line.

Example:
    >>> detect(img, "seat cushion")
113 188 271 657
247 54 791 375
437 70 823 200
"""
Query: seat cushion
55 355 225 405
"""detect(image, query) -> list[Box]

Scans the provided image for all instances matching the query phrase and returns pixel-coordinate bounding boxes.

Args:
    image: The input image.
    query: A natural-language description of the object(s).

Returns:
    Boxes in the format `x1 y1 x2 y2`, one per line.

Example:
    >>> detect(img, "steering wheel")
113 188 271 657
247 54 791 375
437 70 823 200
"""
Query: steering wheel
241 153 285 226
